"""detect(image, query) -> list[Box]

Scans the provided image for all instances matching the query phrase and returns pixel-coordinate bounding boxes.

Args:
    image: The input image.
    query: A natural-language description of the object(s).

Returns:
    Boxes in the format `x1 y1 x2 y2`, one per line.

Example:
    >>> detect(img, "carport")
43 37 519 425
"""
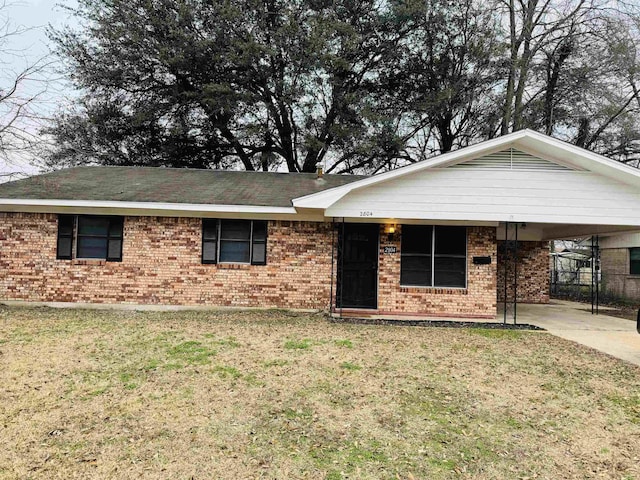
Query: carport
293 129 640 321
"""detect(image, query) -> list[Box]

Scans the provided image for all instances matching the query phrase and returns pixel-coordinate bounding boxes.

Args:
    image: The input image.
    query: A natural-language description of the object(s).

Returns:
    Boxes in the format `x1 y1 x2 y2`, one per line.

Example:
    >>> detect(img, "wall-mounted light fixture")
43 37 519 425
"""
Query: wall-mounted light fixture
384 224 397 241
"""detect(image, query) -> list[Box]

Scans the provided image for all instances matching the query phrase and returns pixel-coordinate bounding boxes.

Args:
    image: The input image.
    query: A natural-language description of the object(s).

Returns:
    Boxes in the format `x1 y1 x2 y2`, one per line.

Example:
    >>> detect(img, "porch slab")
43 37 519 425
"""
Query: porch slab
513 300 640 367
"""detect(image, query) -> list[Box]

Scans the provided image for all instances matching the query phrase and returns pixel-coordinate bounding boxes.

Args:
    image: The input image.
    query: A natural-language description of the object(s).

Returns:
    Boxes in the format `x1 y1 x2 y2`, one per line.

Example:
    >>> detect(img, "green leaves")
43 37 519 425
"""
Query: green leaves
46 0 640 173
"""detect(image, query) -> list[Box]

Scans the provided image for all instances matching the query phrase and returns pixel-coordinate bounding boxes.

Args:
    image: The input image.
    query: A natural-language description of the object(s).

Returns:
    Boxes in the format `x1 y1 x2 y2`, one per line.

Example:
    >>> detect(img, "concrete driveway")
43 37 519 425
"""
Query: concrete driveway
507 300 640 367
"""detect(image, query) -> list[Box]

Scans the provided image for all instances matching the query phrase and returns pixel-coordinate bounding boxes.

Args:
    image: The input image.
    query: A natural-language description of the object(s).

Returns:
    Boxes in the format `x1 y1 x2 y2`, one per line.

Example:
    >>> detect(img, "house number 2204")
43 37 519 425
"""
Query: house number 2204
359 211 373 217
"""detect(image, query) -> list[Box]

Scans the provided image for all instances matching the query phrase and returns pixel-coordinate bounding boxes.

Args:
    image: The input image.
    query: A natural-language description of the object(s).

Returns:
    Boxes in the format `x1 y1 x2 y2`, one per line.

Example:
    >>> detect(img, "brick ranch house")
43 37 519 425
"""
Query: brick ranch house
1 130 640 319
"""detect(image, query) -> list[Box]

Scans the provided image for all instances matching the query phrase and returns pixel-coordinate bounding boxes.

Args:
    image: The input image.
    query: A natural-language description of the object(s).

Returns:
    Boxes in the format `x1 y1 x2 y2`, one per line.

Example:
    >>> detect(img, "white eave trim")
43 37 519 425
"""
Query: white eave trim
292 129 640 209
0 198 297 215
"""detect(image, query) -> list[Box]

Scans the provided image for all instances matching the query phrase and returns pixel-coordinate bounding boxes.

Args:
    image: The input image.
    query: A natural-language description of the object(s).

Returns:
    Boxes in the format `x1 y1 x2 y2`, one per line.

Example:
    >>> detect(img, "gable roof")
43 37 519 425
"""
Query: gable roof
0 166 367 208
292 129 640 209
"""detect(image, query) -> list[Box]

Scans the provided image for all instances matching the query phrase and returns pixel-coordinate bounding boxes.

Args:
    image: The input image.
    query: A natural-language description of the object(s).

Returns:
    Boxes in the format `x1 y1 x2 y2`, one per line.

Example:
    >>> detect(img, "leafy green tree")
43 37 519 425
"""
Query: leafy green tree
46 0 505 172
46 0 411 172
47 0 640 171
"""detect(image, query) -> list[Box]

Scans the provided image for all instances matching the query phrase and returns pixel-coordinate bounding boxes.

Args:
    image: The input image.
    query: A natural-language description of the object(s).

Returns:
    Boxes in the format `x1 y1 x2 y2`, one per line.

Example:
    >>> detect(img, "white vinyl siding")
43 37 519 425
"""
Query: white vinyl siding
325 169 640 226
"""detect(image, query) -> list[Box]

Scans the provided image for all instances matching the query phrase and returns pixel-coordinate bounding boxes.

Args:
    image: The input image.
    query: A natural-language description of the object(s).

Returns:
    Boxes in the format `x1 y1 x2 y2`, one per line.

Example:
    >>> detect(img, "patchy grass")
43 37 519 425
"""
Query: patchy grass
0 306 639 479
284 338 314 350
339 361 361 371
469 328 524 339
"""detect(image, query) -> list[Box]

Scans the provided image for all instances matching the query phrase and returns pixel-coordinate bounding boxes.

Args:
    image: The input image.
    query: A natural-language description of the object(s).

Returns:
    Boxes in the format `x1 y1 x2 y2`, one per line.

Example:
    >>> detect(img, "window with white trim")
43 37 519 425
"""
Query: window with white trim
57 215 124 261
401 225 466 288
202 219 267 265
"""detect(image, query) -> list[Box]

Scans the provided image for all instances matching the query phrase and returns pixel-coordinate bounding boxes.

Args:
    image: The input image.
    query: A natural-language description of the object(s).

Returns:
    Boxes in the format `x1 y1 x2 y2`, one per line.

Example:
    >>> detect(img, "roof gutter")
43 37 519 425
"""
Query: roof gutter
0 199 298 217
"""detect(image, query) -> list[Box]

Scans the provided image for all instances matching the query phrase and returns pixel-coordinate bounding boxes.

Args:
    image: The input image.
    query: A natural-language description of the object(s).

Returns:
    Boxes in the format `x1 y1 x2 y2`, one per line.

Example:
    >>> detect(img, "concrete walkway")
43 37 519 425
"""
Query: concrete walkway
509 300 640 367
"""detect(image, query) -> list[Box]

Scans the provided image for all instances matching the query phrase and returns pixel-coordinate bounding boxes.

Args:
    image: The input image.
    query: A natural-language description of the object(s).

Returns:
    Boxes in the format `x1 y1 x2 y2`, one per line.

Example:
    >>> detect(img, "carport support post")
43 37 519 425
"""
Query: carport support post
503 222 509 324
591 235 600 315
340 218 345 319
514 222 518 325
329 219 335 315
591 235 596 315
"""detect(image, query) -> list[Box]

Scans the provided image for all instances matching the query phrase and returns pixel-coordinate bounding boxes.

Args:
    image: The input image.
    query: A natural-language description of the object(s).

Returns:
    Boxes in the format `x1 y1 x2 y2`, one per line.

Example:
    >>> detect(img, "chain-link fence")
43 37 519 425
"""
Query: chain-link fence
549 268 598 303
550 269 640 306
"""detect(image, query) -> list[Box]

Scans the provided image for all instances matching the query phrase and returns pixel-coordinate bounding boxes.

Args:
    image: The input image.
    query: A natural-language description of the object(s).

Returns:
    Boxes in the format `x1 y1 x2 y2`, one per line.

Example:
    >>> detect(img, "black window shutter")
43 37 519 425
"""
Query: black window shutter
251 220 268 265
106 217 124 262
202 219 218 264
56 215 74 260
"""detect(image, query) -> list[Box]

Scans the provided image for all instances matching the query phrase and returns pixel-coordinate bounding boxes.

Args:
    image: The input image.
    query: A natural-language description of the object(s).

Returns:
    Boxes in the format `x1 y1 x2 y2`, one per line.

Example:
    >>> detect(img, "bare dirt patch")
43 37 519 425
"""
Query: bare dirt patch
1 306 640 479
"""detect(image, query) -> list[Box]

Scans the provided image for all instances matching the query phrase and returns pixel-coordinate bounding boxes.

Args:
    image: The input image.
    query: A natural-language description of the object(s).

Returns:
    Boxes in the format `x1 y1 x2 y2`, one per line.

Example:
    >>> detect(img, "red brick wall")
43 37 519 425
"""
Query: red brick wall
497 240 550 303
0 213 334 309
374 225 497 318
0 213 504 317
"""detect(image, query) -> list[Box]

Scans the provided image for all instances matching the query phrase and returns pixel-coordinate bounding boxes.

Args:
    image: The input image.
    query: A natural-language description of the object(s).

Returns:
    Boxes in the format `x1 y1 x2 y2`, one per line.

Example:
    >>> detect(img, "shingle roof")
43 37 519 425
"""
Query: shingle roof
0 166 368 207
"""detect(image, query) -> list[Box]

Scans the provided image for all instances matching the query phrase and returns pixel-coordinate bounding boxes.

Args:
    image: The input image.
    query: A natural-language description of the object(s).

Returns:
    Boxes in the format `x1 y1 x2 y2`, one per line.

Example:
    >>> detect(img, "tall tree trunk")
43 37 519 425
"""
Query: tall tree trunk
512 0 537 131
501 0 519 135
437 115 455 152
544 39 573 135
575 117 590 148
218 124 255 171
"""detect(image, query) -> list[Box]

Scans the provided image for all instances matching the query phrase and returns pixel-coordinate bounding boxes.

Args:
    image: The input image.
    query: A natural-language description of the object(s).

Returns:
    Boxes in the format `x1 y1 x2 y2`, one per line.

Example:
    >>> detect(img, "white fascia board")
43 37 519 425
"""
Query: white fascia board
541 225 640 241
326 217 499 227
518 131 640 187
0 199 298 216
323 208 640 226
293 129 640 209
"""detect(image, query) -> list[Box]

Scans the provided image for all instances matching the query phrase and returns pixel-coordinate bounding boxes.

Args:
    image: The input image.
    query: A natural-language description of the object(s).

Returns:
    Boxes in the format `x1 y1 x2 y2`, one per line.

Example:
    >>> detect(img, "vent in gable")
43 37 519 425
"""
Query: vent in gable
450 148 576 171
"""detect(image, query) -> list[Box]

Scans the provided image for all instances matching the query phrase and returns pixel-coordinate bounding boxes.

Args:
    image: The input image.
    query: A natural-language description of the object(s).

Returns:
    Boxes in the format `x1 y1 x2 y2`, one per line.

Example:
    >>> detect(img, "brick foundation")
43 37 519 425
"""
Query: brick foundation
497 240 550 303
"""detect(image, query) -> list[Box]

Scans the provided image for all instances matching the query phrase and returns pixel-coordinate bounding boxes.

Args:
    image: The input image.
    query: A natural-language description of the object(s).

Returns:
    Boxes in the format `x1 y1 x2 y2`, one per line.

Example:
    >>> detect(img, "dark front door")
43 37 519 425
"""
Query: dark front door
337 223 379 309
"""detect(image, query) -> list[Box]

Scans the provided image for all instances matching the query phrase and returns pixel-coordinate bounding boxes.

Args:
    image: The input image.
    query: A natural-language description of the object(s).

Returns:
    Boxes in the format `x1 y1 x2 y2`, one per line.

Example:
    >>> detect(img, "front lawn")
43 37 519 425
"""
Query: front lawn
1 306 639 479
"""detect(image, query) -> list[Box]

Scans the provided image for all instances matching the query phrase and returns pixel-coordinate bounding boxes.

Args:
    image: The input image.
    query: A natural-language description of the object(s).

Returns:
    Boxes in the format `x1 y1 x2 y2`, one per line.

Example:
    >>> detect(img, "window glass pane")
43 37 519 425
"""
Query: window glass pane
108 218 124 238
77 236 108 258
77 216 110 236
631 248 640 274
402 225 432 254
219 240 250 263
252 242 266 264
203 241 217 262
435 226 466 255
434 257 466 287
58 215 74 236
107 239 122 260
220 220 251 241
57 237 72 258
252 221 267 241
400 255 432 286
203 220 218 240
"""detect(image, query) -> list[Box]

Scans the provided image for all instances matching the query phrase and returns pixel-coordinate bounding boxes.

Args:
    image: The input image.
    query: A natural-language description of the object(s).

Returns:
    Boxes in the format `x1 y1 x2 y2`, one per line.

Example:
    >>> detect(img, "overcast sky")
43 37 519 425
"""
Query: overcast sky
0 0 78 178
